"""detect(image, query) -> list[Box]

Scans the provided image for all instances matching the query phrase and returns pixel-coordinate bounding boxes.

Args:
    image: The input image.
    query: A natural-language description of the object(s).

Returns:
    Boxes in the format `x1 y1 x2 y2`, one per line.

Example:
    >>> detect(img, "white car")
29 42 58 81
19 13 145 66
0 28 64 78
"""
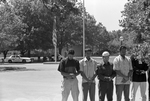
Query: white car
6 55 32 63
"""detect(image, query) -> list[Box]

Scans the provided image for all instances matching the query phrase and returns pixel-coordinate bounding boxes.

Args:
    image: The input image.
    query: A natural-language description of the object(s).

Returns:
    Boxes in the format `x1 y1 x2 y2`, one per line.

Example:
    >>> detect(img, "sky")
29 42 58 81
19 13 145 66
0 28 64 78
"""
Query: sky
83 0 128 31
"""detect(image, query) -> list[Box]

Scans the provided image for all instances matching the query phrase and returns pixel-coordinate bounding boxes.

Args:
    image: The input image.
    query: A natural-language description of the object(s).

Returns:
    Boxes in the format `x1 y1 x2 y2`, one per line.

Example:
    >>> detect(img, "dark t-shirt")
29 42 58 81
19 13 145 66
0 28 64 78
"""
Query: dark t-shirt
96 62 116 82
58 58 80 74
131 57 148 82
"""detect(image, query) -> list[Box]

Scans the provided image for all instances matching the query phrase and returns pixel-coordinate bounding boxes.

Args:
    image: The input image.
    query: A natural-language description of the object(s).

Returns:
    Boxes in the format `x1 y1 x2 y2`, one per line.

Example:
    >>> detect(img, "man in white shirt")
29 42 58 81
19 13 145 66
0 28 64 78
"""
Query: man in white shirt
113 46 132 101
79 48 97 101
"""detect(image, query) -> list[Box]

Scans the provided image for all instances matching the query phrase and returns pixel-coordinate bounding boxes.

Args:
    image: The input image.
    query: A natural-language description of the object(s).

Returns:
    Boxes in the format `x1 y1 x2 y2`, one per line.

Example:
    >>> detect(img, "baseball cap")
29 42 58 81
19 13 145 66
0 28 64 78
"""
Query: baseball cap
85 48 92 52
102 51 110 56
68 49 75 55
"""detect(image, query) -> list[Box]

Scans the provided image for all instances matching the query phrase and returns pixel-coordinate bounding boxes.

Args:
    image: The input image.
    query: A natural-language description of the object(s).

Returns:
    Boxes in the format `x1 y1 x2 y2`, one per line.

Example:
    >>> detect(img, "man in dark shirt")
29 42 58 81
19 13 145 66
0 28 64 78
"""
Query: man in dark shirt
58 49 80 101
130 53 149 101
96 51 116 101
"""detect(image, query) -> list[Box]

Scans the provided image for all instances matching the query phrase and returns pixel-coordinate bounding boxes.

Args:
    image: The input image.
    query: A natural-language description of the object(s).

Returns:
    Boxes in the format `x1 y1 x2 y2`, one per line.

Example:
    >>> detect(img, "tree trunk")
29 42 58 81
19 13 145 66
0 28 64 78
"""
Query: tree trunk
20 50 26 56
27 50 31 57
59 46 62 55
2 50 8 59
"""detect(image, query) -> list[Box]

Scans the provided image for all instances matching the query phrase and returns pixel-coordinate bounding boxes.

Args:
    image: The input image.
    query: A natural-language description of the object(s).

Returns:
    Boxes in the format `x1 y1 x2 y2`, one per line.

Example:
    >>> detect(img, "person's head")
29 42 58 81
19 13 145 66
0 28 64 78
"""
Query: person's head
85 48 92 59
119 45 127 57
102 51 110 63
67 49 75 59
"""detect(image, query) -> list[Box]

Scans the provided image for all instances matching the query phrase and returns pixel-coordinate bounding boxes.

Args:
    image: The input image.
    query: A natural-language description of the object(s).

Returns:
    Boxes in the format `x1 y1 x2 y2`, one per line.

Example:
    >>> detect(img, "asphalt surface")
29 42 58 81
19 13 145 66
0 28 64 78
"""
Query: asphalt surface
0 63 149 101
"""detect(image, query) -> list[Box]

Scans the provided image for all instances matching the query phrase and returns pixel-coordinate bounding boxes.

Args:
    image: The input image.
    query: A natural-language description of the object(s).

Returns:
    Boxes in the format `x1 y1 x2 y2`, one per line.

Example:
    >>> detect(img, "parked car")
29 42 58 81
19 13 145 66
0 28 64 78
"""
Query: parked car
5 55 33 63
0 57 4 63
51 54 64 61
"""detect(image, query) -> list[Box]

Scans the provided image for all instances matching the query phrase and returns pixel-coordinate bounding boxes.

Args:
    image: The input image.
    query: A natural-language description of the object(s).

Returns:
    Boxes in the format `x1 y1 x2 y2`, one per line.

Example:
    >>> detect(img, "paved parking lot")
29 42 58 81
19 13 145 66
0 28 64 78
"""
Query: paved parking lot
0 63 149 101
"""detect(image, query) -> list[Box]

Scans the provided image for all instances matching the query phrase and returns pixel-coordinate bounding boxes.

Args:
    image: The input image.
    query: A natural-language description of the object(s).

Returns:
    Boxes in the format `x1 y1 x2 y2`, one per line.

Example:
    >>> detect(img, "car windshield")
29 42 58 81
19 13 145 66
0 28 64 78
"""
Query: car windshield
16 56 20 58
12 56 15 58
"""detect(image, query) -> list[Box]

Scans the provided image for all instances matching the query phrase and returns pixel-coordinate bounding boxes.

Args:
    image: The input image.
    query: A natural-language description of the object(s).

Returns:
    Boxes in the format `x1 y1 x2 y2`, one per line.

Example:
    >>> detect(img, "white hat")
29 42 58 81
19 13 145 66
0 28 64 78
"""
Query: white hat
102 51 110 56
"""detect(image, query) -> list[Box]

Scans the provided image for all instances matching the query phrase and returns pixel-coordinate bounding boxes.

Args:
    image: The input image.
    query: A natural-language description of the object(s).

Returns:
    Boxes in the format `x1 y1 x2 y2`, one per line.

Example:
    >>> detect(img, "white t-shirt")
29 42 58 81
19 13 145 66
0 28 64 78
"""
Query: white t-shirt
79 58 97 83
113 55 132 85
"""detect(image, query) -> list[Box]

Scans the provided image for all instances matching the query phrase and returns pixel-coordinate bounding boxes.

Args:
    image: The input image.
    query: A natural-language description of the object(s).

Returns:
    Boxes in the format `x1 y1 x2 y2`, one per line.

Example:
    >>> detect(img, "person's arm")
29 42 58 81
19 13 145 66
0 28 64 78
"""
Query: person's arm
74 60 81 77
110 70 116 79
96 64 111 81
143 62 149 71
90 61 98 81
109 63 116 79
90 72 97 81
115 70 128 78
98 73 111 81
128 58 133 78
131 57 137 71
80 71 90 81
79 60 90 82
61 72 73 77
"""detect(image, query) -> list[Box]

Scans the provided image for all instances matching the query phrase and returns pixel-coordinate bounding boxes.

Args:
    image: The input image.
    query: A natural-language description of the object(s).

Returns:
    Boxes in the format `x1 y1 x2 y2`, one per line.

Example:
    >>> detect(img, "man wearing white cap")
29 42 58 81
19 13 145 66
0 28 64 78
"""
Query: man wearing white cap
96 51 116 101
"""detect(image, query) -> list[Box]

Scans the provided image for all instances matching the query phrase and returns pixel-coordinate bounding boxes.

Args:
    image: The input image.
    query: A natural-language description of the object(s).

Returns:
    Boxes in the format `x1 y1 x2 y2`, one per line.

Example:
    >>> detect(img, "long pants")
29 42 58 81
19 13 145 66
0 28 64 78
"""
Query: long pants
61 78 79 101
82 82 95 101
148 71 150 100
116 84 130 101
130 82 147 101
98 81 113 101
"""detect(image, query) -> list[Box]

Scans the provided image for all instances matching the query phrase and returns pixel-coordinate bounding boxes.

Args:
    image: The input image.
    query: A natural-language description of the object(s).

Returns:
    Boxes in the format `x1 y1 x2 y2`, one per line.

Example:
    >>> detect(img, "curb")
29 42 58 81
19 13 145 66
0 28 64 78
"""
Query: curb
43 62 60 64
0 67 26 71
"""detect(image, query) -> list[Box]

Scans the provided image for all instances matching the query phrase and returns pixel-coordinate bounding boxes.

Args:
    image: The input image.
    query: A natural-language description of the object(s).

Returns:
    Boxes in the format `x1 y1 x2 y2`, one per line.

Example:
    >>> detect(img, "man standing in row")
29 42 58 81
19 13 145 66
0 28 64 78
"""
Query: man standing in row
113 46 132 101
96 51 116 101
80 48 97 101
58 49 80 101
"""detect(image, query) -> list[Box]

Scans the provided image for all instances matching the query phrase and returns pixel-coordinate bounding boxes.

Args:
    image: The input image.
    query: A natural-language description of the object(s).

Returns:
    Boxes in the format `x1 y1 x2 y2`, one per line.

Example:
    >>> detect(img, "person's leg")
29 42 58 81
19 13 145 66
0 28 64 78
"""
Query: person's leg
124 84 130 101
116 85 124 101
130 82 139 101
106 82 113 101
89 82 95 101
149 80 150 100
71 78 79 101
99 82 107 101
82 82 89 101
62 79 71 101
148 70 150 100
140 82 147 101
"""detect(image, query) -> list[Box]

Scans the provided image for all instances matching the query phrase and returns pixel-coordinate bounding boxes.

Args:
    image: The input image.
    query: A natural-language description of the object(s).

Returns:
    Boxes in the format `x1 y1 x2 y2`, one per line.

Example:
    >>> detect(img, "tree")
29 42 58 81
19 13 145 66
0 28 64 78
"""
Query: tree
0 3 25 58
40 0 82 54
11 0 54 56
120 0 150 44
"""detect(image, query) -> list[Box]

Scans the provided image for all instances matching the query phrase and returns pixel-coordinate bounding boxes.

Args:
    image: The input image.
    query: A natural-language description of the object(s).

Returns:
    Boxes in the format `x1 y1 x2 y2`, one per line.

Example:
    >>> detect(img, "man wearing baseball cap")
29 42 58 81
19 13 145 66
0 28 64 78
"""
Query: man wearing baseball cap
58 49 80 101
96 51 116 101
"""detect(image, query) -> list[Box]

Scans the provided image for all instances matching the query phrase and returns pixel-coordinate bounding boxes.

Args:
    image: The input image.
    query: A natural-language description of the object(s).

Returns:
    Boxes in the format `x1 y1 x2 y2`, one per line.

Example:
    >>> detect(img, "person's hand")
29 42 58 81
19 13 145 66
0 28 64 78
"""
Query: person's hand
69 73 76 79
121 77 129 83
104 77 112 81
141 70 146 74
87 78 94 83
108 77 113 81
90 76 95 81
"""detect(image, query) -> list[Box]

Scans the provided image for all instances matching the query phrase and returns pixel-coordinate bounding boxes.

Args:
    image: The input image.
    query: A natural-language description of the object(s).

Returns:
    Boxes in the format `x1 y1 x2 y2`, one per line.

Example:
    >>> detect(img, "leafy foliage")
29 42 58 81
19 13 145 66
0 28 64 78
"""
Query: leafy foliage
0 3 25 58
120 0 150 44
0 0 114 57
